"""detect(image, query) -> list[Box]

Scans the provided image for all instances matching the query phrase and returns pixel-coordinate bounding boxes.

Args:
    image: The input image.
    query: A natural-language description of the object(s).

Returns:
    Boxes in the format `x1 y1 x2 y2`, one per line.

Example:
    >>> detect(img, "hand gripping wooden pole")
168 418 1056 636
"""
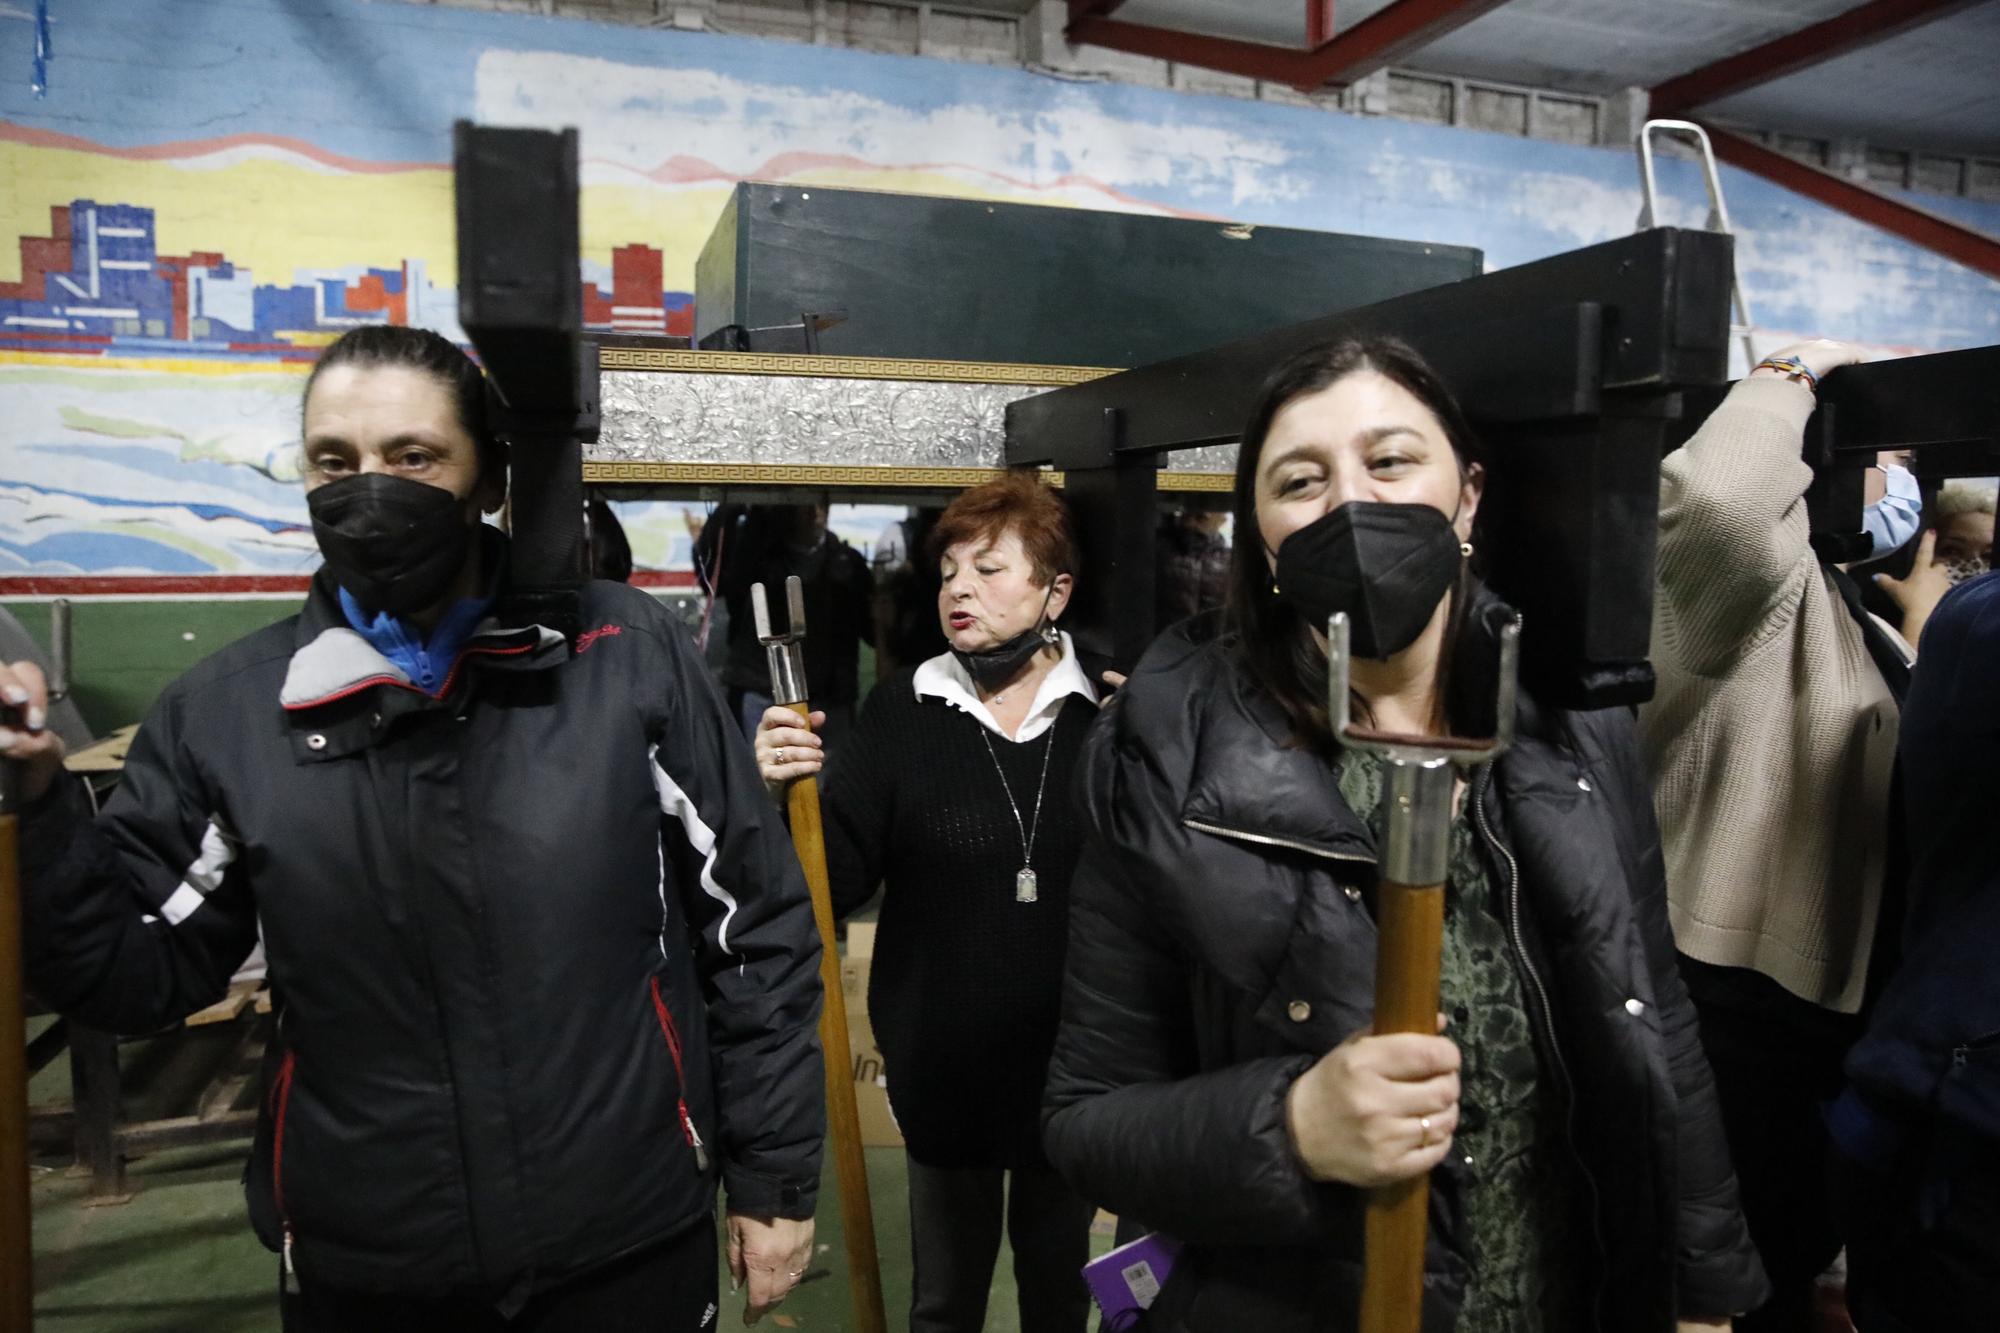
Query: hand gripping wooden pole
1 754 34 1333
1327 612 1519 1333
754 576 887 1333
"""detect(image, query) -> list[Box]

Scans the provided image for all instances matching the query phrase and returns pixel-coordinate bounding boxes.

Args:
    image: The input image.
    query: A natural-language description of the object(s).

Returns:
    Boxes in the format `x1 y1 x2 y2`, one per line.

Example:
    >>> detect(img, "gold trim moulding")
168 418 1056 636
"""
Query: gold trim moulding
1158 471 1233 493
583 462 1233 492
597 347 1117 386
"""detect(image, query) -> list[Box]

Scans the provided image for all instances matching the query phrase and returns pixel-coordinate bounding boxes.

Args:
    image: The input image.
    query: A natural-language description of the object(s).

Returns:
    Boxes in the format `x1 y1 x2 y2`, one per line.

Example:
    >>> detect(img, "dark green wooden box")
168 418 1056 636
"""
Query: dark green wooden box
694 183 1482 368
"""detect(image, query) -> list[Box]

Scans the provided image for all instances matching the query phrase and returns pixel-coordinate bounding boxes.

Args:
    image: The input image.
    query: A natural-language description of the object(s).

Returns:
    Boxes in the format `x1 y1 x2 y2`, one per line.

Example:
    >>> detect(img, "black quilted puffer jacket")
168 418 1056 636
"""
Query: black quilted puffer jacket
23 566 824 1301
1043 604 1768 1332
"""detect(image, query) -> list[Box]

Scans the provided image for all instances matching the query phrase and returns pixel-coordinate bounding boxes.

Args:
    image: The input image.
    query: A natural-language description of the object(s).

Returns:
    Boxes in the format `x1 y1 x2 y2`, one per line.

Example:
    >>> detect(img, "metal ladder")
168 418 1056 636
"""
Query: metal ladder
1636 118 1758 373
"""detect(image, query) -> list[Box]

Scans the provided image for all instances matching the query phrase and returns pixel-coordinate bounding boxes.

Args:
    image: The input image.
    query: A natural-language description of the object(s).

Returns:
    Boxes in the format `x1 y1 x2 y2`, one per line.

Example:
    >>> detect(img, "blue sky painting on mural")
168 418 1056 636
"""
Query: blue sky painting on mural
1 0 1997 586
2 0 1995 347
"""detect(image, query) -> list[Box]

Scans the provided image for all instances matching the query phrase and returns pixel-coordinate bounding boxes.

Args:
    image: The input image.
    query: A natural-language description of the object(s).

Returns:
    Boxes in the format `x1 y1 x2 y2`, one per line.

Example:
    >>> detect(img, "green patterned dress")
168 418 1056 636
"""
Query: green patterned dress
1335 751 1586 1332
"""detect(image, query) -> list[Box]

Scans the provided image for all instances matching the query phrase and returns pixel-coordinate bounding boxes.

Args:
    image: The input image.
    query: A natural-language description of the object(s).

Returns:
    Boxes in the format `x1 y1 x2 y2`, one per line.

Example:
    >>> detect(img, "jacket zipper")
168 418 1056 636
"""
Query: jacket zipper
270 1048 299 1281
1181 817 1375 866
1469 767 1608 1318
648 976 711 1172
1952 1028 2000 1067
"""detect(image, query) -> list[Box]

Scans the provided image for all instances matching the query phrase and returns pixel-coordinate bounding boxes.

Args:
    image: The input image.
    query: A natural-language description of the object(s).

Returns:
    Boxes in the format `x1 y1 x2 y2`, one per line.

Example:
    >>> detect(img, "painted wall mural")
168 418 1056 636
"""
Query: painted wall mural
2 0 1996 591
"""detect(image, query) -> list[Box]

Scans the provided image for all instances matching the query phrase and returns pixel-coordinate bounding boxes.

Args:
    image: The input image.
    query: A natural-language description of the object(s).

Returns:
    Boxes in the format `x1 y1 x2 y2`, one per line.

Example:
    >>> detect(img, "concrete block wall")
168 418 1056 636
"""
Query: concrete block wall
419 0 2000 199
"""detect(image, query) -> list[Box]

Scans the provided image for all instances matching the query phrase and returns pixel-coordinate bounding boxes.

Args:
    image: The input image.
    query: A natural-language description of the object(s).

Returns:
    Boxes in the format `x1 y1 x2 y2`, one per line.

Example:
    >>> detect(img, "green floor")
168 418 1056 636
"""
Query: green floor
27 1020 1113 1332
31 1139 1111 1331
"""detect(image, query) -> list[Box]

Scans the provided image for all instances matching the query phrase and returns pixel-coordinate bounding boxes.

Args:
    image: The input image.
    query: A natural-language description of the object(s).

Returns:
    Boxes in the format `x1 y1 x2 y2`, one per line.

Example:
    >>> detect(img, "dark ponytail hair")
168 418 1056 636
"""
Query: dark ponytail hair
302 326 502 482
1224 334 1488 749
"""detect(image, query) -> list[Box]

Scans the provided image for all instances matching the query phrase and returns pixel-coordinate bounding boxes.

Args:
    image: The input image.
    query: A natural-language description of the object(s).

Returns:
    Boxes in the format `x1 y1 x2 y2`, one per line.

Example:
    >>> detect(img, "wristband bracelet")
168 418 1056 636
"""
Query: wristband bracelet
1754 354 1819 391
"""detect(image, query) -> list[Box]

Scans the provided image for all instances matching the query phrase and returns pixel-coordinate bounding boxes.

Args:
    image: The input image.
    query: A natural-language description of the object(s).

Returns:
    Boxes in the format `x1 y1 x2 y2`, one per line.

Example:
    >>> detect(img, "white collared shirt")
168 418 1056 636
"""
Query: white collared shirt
911 630 1098 743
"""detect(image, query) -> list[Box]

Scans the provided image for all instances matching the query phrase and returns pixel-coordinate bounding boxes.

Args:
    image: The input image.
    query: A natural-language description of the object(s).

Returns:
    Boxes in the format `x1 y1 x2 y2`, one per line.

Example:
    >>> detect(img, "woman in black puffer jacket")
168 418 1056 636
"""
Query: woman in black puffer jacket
1042 335 1766 1333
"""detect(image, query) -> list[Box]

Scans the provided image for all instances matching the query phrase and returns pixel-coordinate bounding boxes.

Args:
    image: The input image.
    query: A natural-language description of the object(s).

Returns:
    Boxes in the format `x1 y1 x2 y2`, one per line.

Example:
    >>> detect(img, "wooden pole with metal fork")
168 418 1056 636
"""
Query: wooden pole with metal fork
1329 611 1520 1333
753 575 887 1333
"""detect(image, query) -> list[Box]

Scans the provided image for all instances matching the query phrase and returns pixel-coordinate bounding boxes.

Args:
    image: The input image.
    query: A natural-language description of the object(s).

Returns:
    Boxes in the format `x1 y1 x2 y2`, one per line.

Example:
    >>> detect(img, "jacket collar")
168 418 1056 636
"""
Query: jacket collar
1179 585 1538 864
912 630 1097 743
1179 652 1378 864
282 553 566 714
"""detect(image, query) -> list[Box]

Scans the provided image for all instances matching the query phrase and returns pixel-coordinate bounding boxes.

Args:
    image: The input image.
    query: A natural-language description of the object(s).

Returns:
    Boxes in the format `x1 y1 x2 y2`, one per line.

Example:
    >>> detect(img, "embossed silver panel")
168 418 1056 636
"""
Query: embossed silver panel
595 370 1050 469
1168 444 1241 474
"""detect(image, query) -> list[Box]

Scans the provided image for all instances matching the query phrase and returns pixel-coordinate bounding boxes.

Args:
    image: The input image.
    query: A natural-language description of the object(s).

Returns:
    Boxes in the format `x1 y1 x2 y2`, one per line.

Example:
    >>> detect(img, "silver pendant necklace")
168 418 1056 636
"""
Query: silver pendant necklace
979 723 1056 903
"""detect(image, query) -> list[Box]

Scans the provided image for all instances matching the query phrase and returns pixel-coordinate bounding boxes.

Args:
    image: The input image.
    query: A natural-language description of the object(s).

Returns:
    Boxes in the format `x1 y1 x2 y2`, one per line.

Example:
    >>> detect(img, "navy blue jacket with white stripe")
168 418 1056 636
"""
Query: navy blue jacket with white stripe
21 569 825 1298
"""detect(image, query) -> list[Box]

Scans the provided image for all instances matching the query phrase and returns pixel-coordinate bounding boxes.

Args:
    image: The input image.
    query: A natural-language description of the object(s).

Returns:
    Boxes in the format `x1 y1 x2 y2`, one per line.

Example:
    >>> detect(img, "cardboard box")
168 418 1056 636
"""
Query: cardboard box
840 922 902 1149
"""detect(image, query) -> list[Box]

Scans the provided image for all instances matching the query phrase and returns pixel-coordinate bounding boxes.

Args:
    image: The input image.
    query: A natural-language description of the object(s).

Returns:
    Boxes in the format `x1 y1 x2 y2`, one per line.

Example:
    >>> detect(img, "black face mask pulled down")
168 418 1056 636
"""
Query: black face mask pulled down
950 589 1059 691
308 472 476 616
1273 501 1463 659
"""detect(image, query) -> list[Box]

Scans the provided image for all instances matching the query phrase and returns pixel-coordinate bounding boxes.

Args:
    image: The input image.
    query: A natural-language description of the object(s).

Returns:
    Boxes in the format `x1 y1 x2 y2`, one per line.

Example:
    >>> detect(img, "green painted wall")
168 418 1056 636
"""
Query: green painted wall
6 594 871 739
3 600 301 737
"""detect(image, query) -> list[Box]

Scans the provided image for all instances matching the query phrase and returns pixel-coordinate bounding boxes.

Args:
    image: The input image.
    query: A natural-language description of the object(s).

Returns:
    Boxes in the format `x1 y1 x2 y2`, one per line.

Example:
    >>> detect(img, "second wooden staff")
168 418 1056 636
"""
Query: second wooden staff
754 576 887 1333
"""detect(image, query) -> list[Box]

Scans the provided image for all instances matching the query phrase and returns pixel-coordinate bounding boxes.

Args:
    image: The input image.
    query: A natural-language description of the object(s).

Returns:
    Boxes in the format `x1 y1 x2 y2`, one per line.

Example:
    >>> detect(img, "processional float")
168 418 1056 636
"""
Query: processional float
1004 219 2000 1329
593 178 2000 1331
579 162 2000 1332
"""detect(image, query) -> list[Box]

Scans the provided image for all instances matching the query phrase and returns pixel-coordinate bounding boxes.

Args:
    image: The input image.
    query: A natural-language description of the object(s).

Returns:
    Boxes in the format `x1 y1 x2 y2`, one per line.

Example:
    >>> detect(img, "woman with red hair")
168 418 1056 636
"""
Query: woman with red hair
756 471 1102 1333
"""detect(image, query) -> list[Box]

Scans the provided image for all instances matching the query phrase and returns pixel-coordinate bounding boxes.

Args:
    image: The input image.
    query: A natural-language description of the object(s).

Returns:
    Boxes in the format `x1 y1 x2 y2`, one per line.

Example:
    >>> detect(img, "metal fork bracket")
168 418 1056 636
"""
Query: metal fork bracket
753 574 810 708
1326 611 1521 769
1380 758 1454 888
1326 609 1523 882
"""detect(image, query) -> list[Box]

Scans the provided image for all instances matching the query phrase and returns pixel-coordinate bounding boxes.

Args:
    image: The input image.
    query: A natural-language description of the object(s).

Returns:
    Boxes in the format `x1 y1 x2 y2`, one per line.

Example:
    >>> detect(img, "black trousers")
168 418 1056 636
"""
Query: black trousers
1831 1130 2000 1333
907 1157 1095 1333
293 1221 720 1333
1681 958 1861 1333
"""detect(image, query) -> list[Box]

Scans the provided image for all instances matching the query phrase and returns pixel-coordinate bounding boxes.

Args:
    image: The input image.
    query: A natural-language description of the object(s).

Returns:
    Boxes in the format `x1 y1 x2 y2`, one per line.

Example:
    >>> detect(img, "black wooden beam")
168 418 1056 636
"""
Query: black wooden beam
1006 227 1734 467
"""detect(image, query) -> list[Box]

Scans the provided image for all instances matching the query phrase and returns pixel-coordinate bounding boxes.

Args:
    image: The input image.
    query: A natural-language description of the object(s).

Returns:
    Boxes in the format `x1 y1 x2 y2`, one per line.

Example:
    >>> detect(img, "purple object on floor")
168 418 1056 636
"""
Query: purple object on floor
1082 1231 1184 1329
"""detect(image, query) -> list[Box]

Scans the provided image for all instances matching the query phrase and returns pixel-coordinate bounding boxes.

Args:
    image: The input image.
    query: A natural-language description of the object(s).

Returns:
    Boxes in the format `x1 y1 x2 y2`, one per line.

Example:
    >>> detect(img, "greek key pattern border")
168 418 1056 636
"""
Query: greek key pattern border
596 348 1115 386
1157 471 1233 493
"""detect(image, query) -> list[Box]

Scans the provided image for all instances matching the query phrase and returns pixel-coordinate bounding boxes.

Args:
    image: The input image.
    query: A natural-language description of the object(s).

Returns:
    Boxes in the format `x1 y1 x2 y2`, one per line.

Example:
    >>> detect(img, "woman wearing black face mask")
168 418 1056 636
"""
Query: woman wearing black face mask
1 325 827 1332
1040 335 1764 1333
754 472 1109 1333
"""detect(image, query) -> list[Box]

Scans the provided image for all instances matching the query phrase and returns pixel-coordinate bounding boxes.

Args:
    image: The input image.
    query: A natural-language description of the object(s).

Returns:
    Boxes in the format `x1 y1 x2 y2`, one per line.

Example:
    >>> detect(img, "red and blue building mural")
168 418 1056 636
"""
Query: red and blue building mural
2 199 692 361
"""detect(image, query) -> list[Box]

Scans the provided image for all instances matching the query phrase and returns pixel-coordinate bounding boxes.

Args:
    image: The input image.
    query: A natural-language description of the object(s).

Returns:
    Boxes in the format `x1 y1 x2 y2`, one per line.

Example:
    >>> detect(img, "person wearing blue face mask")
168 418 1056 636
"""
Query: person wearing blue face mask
1827 474 2000 1332
1639 339 1920 1333
1873 478 1995 651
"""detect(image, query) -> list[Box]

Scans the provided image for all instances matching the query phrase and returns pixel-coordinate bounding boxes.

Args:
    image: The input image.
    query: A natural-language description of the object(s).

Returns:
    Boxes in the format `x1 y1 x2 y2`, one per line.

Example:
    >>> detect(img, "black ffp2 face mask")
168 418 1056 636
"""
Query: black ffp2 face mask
1273 501 1463 659
950 586 1059 690
308 473 476 616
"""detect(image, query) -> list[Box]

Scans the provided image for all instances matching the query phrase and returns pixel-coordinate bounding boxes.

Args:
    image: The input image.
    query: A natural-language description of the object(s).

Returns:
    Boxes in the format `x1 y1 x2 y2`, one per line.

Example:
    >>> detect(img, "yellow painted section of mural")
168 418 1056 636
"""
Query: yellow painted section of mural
4 135 1059 292
0 350 309 378
0 137 454 287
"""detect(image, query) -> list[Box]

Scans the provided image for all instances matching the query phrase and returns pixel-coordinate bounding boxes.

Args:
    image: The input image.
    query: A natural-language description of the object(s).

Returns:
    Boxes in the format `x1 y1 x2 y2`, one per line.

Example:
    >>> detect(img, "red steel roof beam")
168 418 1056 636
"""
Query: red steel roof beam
1068 0 1514 91
1699 123 2000 283
1308 0 1337 47
1650 0 1984 114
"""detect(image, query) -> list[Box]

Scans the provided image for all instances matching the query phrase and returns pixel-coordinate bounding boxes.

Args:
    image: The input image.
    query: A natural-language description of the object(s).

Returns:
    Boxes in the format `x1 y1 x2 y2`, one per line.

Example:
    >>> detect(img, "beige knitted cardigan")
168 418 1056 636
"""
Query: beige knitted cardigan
1639 376 1899 1014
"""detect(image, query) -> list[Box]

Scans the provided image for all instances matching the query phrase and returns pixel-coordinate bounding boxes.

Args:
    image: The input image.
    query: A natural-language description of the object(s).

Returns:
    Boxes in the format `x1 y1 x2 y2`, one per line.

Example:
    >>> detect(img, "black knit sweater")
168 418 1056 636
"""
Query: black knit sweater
823 667 1097 1169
